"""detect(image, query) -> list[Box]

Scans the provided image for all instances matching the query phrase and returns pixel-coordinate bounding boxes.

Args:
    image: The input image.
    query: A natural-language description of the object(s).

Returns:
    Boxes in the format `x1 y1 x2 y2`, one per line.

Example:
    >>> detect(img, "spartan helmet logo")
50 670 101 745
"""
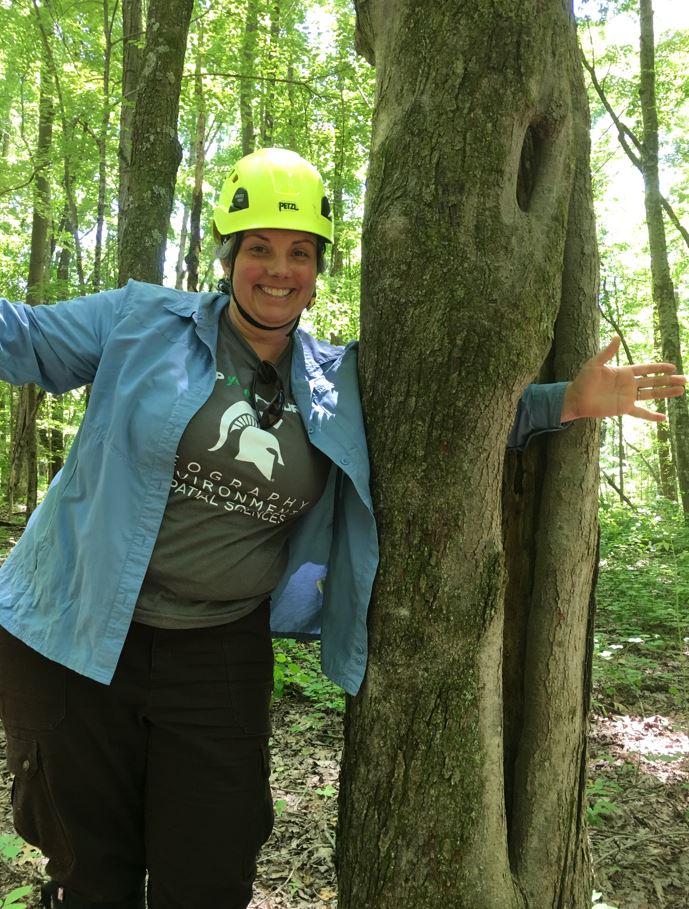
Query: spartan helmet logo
208 401 284 481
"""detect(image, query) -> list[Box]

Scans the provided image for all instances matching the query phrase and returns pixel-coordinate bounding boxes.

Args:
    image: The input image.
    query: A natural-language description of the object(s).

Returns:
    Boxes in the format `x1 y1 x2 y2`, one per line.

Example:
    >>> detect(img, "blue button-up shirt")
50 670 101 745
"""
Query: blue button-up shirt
0 281 567 694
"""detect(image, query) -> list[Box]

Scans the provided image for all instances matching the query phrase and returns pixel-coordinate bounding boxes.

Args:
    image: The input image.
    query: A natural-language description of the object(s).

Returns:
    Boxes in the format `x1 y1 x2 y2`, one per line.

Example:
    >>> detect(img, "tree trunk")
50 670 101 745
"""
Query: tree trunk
185 47 207 293
656 399 676 499
616 413 626 502
261 0 281 146
337 3 598 908
10 63 53 518
639 0 689 517
176 202 190 289
240 0 258 156
654 315 676 499
118 0 143 255
48 396 64 482
331 78 346 276
93 0 116 292
118 0 195 285
31 0 86 295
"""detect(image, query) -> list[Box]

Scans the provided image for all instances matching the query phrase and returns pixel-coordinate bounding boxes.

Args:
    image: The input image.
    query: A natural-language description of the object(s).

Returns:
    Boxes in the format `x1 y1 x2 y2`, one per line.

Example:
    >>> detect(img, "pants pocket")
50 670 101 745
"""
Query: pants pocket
0 628 66 732
226 681 273 737
5 734 74 877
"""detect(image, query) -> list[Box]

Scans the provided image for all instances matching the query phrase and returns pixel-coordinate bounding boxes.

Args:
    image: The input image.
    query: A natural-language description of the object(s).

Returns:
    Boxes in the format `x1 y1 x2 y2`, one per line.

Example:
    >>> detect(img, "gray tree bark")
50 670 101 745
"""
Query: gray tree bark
118 0 195 285
261 0 281 146
93 0 116 291
185 47 207 293
118 0 143 254
654 317 677 500
10 63 53 518
240 0 259 156
337 2 599 907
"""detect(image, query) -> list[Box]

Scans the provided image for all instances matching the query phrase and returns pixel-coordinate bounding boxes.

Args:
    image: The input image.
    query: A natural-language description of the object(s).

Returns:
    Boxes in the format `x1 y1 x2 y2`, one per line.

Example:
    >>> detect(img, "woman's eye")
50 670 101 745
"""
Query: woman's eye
293 249 310 259
250 245 267 253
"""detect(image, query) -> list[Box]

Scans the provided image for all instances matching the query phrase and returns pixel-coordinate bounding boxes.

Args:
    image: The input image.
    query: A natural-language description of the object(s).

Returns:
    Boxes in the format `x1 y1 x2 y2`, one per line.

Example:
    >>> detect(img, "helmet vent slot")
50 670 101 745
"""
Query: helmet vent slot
230 188 249 212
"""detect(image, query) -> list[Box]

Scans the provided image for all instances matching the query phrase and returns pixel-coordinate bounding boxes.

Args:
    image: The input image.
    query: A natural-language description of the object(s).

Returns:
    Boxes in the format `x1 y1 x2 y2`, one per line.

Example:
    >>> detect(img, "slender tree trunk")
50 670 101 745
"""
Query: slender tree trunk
185 47 207 293
331 85 346 276
52 204 71 298
94 0 116 292
118 0 143 255
118 0 194 285
261 0 281 146
176 203 190 289
338 3 598 907
639 0 689 517
31 0 86 296
48 397 64 482
65 161 86 295
654 316 677 499
10 64 53 518
656 398 676 498
240 0 258 156
286 61 297 149
616 413 626 501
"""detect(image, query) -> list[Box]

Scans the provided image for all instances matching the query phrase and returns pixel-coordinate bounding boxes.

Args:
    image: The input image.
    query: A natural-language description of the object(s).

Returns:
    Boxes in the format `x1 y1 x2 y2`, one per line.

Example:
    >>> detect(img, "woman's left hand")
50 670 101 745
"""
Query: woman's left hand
561 336 687 423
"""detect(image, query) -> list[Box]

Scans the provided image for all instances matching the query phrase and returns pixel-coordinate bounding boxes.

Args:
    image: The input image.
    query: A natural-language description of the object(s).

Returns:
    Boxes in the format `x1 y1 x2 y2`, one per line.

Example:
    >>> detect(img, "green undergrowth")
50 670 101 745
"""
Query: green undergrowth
272 639 345 712
594 499 689 713
0 832 41 908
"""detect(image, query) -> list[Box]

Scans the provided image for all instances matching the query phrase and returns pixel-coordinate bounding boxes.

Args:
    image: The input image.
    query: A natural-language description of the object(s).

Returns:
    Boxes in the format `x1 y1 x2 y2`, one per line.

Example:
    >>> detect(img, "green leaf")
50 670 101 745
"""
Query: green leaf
1 885 33 908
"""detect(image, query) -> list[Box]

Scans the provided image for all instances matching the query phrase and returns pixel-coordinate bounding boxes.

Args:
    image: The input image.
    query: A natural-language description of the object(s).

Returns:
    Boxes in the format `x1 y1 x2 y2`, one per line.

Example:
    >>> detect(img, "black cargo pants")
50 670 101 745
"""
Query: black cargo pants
0 601 274 908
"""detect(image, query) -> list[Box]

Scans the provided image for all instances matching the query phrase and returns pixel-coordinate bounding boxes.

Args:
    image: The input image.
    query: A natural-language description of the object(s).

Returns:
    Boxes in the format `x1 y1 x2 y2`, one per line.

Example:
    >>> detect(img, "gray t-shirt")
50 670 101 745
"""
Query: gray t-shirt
133 311 331 628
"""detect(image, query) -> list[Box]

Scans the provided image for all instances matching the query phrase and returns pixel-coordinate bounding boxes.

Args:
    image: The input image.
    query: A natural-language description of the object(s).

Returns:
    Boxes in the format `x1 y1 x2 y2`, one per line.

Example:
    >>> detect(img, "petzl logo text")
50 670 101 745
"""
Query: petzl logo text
278 202 299 211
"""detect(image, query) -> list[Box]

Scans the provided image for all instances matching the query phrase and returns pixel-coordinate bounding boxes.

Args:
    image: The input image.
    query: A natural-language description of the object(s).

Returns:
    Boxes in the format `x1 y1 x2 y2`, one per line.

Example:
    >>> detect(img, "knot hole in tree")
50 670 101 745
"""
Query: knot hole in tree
516 121 547 212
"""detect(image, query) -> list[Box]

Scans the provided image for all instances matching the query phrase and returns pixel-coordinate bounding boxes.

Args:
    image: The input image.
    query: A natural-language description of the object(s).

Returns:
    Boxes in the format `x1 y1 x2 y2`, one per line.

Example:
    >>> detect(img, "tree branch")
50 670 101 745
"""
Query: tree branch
580 43 689 254
0 168 41 199
625 439 661 488
598 293 634 364
197 70 337 100
579 46 642 169
602 471 636 509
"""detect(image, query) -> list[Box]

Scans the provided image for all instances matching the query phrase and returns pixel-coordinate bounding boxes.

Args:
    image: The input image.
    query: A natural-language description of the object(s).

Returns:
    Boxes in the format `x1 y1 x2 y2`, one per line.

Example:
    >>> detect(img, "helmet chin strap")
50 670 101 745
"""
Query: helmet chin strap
217 277 301 336
233 297 296 332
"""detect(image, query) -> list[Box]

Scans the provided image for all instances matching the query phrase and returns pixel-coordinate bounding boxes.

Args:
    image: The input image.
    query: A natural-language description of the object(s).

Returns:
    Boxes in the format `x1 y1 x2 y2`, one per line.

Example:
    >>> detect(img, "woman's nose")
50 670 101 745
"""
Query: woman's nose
266 253 290 276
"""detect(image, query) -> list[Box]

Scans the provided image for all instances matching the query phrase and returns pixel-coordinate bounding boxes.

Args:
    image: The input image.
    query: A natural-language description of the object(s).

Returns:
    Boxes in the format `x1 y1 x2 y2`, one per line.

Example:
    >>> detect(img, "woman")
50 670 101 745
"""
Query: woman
0 148 683 909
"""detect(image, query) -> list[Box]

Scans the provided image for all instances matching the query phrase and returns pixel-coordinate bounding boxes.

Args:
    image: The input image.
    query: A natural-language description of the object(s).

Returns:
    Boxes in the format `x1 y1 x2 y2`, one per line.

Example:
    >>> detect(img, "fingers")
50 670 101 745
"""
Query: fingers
592 335 621 365
629 405 668 423
636 375 687 393
631 382 685 421
632 362 682 376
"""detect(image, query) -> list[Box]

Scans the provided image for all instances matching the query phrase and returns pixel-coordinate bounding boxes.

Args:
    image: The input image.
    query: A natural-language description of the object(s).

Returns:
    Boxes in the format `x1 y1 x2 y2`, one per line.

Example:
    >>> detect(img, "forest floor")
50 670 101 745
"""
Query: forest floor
0 683 687 909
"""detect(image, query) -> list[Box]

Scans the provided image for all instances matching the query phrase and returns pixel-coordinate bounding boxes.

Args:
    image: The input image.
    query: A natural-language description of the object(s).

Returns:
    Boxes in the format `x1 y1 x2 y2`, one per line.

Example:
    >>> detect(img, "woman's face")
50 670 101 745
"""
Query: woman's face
228 228 318 328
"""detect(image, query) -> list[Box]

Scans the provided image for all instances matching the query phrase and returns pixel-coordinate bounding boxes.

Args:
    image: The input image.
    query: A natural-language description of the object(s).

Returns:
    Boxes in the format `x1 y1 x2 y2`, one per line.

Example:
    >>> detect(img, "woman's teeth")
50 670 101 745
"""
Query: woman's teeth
260 286 291 297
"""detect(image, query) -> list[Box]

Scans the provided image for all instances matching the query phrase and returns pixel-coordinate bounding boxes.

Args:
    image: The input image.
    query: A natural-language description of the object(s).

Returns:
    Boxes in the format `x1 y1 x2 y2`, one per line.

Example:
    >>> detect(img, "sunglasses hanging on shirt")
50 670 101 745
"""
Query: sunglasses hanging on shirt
251 361 285 429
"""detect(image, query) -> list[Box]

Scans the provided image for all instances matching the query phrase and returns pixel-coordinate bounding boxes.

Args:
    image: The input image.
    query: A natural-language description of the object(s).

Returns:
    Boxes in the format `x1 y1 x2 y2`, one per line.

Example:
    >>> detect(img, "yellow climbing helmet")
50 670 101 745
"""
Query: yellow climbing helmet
213 147 334 243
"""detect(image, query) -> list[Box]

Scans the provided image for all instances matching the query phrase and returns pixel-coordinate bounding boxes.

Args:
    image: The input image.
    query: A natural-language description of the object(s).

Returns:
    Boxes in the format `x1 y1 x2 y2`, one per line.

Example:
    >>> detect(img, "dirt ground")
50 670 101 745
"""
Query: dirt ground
1 691 688 908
